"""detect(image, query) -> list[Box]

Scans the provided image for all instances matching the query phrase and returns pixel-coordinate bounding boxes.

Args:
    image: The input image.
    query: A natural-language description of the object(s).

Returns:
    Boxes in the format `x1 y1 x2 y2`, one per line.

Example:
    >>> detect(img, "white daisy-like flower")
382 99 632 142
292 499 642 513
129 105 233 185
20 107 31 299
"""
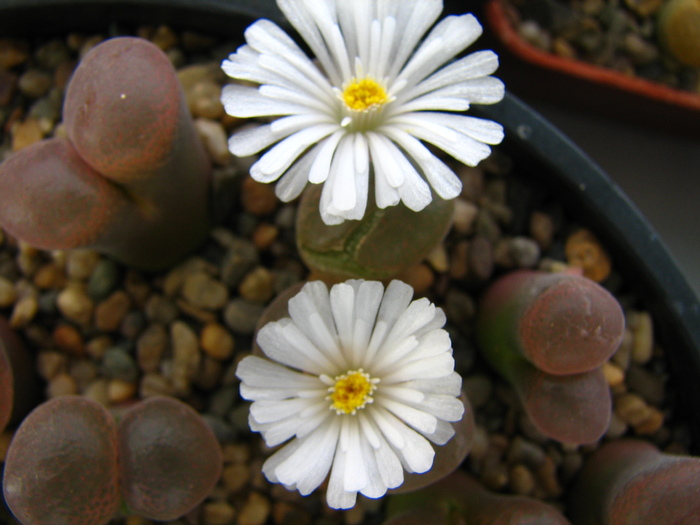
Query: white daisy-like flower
221 0 505 225
236 279 464 509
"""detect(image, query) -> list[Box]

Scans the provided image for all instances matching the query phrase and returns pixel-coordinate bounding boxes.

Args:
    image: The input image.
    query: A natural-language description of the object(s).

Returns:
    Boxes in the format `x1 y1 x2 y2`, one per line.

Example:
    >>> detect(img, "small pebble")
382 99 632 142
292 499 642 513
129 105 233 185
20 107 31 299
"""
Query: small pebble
201 322 235 361
65 250 101 281
224 298 265 335
602 360 625 387
139 373 176 398
615 392 653 426
0 276 17 307
565 228 611 283
102 346 139 383
36 350 68 381
628 310 654 364
182 271 229 310
137 323 169 373
82 378 110 406
241 176 278 216
252 223 280 251
509 463 536 496
94 290 131 332
18 68 53 99
170 320 202 395
633 406 665 435
11 118 43 151
530 211 555 249
107 378 137 403
46 372 79 398
10 294 39 328
56 284 94 325
202 501 237 525
87 259 121 300
0 38 30 69
452 198 479 235
220 238 260 288
223 462 252 493
33 262 66 289
397 263 434 296
195 117 231 165
238 267 275 304
52 323 84 356
238 492 271 525
144 294 180 324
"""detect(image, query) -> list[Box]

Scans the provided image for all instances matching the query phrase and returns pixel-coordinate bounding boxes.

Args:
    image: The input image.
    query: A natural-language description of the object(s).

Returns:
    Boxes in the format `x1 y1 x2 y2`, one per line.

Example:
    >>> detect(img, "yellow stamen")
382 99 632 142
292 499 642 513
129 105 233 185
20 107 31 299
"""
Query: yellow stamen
328 369 378 415
342 78 388 112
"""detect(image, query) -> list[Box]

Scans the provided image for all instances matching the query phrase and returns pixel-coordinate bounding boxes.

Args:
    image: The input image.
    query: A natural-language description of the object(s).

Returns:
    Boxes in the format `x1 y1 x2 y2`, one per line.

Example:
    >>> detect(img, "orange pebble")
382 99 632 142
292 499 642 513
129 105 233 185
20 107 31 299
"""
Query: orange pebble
565 228 612 282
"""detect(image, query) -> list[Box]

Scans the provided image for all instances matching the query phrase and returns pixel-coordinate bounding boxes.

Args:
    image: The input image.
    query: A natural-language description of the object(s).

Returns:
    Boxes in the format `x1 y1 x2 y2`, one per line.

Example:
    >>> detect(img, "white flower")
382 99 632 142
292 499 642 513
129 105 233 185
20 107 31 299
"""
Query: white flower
236 279 464 509
221 0 505 225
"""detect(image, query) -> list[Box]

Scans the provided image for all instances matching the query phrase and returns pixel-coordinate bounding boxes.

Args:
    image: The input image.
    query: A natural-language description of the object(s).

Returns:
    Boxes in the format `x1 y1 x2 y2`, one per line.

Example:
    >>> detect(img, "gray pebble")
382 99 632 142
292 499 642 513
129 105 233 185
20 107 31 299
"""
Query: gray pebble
87 259 121 300
224 298 265 336
102 346 139 382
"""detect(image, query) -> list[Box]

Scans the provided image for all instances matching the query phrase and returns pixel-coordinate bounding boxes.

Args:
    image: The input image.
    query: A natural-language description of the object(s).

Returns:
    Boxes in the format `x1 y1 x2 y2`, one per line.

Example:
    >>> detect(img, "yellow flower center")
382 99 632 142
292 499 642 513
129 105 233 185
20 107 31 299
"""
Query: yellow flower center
342 78 388 112
328 369 378 415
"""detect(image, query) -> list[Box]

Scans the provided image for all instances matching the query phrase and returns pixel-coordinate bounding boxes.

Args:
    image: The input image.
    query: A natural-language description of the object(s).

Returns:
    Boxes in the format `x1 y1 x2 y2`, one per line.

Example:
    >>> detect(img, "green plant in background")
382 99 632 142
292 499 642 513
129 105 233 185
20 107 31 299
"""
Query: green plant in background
384 469 572 524
657 0 700 67
0 37 212 271
3 396 222 524
476 270 625 444
568 439 700 524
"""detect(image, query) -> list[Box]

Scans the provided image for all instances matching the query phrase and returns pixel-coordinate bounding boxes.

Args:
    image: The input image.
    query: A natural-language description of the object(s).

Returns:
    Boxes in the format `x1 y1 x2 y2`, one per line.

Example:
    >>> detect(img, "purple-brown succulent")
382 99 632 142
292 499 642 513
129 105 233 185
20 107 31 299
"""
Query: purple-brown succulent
0 37 211 271
476 270 625 444
0 316 39 433
3 395 223 524
568 439 700 524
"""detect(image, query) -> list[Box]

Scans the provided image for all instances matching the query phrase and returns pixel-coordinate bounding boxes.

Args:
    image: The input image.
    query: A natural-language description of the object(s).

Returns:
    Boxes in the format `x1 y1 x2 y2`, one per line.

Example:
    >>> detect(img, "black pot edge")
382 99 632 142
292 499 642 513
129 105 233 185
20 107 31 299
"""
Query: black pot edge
1 0 699 447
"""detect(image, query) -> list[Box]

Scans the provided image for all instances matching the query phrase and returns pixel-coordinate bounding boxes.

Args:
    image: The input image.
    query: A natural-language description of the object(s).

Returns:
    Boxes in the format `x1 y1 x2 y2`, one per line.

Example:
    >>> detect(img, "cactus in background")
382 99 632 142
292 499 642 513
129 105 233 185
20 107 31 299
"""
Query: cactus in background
568 439 700 524
296 183 454 282
476 270 625 444
385 469 572 524
0 37 211 271
3 396 223 524
0 316 39 433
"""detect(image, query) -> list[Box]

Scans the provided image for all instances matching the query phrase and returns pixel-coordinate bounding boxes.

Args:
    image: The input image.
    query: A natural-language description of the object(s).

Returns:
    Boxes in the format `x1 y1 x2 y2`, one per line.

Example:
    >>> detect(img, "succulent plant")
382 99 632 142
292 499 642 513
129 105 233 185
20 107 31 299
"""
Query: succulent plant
0 316 39 433
384 469 572 524
657 0 700 67
0 36 212 271
3 396 223 524
568 439 700 524
296 183 454 282
476 270 625 443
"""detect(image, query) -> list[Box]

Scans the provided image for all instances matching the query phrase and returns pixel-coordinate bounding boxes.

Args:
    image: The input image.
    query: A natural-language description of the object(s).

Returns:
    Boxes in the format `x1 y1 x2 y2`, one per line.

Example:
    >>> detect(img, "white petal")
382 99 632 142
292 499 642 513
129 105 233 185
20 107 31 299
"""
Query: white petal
378 397 438 435
421 418 456 446
402 372 463 396
382 353 456 383
221 84 304 118
236 355 321 390
257 319 336 375
340 417 369 492
364 280 414 365
275 145 320 202
251 398 317 424
309 130 344 184
358 435 389 499
396 14 483 89
250 124 337 183
330 282 356 358
374 433 404 489
277 0 342 85
369 406 435 473
382 127 462 200
271 417 341 495
394 114 494 167
413 112 505 145
326 446 358 509
386 0 443 80
398 50 501 103
288 282 348 369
